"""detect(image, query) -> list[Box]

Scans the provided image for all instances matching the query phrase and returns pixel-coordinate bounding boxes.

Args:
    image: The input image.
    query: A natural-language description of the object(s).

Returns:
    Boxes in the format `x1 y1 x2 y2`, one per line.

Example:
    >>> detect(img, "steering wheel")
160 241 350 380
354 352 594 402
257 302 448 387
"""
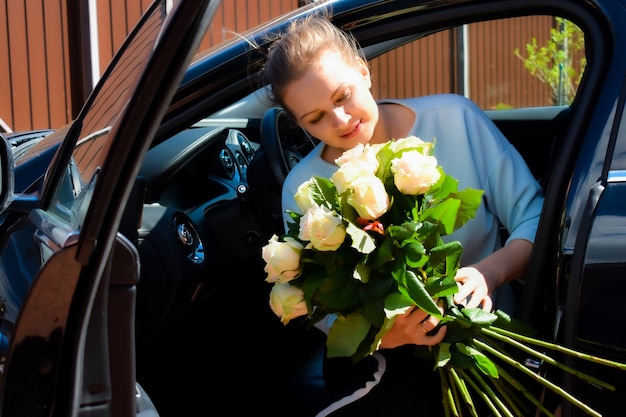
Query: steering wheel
260 107 318 187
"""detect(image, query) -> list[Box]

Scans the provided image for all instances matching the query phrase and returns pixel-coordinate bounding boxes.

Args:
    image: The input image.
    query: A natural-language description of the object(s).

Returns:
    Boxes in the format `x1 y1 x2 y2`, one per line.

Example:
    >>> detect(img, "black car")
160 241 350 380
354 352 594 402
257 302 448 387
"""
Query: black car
0 0 625 416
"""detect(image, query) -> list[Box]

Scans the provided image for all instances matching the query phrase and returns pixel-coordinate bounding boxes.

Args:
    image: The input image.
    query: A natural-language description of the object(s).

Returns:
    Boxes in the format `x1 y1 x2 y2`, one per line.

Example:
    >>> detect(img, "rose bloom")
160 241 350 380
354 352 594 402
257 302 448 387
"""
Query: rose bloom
340 172 390 220
391 150 441 195
262 235 303 283
389 135 433 154
298 204 346 251
269 282 308 325
335 142 384 171
294 179 315 212
332 157 376 194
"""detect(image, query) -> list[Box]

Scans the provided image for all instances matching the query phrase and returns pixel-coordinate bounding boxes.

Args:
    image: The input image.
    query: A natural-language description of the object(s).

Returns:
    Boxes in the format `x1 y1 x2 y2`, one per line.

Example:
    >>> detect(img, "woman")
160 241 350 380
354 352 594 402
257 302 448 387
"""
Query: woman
261 14 544 416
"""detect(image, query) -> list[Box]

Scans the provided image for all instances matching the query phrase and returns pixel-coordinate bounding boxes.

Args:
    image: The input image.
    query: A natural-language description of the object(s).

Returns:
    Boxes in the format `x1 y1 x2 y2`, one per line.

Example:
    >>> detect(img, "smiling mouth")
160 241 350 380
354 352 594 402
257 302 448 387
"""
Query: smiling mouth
341 122 362 138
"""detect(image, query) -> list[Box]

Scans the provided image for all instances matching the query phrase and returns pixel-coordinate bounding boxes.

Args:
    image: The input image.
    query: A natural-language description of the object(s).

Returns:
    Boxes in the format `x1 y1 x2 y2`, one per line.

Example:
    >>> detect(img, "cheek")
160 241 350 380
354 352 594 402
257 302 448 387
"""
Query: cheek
350 90 377 119
300 120 331 137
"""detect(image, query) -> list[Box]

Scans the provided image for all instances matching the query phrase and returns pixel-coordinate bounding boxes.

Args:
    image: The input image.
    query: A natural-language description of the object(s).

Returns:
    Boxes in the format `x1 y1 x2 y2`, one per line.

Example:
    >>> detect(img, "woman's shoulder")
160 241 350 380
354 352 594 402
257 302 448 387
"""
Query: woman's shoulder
283 142 333 189
399 94 479 111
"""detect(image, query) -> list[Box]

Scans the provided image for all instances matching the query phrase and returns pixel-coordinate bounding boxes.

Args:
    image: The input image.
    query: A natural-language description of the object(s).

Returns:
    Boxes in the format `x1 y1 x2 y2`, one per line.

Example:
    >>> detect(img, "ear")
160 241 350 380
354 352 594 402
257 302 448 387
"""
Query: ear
356 56 372 88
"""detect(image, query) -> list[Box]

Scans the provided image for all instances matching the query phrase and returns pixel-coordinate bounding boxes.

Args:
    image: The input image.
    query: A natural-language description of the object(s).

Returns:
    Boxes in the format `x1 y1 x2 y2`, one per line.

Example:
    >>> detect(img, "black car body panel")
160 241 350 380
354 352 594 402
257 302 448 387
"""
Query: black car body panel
0 1 219 416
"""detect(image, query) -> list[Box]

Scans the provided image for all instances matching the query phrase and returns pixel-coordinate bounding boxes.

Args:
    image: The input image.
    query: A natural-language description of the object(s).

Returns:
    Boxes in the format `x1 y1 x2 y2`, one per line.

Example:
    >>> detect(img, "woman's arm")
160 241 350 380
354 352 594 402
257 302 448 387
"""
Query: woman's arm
453 238 533 311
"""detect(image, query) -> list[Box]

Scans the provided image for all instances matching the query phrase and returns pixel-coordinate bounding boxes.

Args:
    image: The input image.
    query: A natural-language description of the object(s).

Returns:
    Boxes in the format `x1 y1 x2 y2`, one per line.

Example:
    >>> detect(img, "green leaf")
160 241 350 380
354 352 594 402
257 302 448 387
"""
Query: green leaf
450 188 484 230
428 240 463 276
368 235 395 268
314 269 361 310
346 221 377 254
284 211 303 236
428 171 457 200
309 176 339 208
425 275 459 299
420 198 461 235
353 262 370 283
383 291 414 317
461 308 498 326
374 143 396 180
436 342 452 367
388 223 416 242
326 313 372 358
457 343 499 378
403 240 426 268
361 277 394 326
402 270 442 317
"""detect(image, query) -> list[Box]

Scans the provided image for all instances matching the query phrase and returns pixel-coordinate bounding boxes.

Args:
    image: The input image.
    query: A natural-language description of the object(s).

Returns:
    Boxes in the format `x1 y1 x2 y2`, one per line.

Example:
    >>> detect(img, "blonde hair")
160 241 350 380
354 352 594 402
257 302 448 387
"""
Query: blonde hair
260 14 363 114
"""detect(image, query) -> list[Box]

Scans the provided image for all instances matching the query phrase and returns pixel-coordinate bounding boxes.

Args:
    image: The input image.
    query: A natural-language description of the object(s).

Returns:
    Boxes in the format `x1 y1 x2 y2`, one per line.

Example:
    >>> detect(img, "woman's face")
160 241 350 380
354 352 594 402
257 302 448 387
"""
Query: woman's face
283 49 379 152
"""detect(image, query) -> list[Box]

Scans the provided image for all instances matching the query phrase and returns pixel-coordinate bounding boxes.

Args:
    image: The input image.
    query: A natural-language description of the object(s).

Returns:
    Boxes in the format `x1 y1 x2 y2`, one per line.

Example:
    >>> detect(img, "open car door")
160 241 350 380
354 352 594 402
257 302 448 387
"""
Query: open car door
0 1 220 416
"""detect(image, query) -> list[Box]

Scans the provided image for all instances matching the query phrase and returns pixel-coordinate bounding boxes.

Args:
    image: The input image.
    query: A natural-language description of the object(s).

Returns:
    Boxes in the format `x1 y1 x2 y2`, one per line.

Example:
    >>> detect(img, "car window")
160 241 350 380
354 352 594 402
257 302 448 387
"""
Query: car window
368 15 585 111
46 5 169 231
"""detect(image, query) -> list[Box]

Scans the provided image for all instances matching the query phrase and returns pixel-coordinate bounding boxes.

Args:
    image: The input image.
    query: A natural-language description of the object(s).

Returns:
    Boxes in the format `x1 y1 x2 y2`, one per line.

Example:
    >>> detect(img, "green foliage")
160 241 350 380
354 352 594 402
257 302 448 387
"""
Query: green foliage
514 17 586 105
265 137 625 416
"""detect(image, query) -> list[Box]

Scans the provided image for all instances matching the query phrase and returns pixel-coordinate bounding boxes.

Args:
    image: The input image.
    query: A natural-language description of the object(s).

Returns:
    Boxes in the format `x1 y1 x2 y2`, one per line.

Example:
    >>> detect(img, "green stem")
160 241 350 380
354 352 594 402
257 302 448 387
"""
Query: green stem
449 367 479 417
449 367 469 417
457 368 507 417
496 366 555 417
473 338 602 417
439 368 458 417
487 326 626 371
480 327 615 391
484 369 528 417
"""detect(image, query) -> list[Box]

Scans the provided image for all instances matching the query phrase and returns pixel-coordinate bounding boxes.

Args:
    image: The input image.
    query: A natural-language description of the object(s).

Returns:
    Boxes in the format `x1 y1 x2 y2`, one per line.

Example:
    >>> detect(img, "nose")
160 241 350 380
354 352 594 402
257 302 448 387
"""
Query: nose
331 107 350 128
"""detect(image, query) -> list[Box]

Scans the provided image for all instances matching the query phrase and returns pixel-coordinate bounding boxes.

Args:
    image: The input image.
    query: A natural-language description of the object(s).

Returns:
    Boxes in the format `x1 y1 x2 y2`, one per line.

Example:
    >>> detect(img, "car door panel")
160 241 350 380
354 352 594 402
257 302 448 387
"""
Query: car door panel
558 179 626 417
488 106 571 188
0 1 220 416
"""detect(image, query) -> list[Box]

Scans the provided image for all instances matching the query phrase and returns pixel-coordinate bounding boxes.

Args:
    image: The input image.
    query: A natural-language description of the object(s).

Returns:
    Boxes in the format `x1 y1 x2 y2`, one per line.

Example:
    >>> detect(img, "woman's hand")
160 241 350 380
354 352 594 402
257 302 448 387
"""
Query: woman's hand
453 239 534 312
453 266 493 311
379 306 446 349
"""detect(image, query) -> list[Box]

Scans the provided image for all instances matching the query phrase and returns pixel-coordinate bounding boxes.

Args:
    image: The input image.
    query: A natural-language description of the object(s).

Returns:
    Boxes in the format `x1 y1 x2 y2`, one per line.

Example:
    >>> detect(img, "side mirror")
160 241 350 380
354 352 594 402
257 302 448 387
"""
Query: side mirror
0 134 15 213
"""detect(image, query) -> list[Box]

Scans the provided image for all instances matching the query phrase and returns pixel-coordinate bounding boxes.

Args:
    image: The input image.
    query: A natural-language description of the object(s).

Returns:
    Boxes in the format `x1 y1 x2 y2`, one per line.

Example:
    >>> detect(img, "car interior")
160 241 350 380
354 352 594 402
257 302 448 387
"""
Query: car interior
6 0 621 413
108 10 587 415
131 102 572 414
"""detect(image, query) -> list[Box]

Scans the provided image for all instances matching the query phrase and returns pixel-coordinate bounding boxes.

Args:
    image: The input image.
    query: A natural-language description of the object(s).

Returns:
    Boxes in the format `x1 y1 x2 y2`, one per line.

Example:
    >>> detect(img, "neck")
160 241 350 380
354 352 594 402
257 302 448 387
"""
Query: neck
376 101 415 141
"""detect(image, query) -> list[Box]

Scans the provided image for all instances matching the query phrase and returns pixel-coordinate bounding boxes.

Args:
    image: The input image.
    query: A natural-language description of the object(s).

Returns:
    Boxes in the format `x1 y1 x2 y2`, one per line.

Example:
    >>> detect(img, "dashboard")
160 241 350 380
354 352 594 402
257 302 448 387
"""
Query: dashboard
134 123 265 343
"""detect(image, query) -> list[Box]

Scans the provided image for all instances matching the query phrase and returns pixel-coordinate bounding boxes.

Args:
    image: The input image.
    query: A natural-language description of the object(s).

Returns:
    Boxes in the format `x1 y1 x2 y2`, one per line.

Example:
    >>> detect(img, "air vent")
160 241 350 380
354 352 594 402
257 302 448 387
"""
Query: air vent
219 147 235 177
236 132 255 161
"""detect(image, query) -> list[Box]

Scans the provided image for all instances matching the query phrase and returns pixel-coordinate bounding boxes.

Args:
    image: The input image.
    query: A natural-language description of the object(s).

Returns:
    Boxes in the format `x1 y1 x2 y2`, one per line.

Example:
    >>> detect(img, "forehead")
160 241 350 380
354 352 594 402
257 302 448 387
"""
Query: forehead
284 50 360 113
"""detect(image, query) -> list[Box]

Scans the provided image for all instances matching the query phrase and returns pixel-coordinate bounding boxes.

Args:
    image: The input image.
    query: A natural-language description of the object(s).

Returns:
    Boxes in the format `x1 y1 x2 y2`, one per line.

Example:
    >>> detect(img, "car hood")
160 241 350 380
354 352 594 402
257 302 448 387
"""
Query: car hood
12 124 70 192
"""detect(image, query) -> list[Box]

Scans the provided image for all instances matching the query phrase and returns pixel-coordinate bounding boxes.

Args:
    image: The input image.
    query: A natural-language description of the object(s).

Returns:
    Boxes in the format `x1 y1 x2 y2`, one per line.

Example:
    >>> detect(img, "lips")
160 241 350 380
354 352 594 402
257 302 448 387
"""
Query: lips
341 121 362 139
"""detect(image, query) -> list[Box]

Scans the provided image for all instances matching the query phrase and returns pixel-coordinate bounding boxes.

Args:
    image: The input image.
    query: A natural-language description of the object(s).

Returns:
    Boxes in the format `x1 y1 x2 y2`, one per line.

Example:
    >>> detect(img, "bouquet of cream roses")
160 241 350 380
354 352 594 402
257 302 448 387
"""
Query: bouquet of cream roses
262 136 625 416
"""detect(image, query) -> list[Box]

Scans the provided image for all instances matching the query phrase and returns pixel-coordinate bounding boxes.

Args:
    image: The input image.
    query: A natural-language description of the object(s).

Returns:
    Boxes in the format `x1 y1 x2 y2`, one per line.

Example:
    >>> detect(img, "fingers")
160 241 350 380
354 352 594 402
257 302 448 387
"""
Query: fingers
481 296 493 312
454 267 493 312
423 325 447 346
381 306 446 349
419 321 447 346
415 311 447 346
406 306 430 322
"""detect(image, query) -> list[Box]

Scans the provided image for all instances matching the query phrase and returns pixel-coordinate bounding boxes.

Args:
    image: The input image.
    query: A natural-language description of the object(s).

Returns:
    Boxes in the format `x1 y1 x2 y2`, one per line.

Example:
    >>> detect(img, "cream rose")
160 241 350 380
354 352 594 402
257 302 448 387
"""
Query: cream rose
262 235 303 283
332 158 374 194
342 172 390 220
389 135 432 154
298 204 346 251
269 282 308 324
391 150 441 195
335 142 383 171
294 179 315 212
